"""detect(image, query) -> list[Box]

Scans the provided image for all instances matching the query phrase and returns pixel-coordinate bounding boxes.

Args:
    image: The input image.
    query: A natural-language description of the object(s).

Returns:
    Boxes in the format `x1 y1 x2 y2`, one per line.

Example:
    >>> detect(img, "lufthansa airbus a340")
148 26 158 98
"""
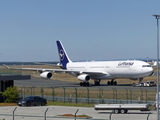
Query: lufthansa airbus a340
5 40 154 86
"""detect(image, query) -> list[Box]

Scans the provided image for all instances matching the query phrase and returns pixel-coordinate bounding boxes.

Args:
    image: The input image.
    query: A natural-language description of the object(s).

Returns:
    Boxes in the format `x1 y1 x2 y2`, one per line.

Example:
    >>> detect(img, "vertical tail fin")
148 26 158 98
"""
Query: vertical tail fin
56 40 72 69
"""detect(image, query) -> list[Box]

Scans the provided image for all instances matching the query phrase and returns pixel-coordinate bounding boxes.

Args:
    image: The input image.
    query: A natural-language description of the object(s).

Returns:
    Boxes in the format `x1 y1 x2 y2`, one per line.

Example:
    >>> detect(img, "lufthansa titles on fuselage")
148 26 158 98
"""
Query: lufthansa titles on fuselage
117 62 134 68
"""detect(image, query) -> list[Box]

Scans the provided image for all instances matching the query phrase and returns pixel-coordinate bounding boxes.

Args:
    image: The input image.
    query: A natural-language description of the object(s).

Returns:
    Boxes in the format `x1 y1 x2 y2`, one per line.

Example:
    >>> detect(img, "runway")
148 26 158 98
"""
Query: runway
14 77 157 90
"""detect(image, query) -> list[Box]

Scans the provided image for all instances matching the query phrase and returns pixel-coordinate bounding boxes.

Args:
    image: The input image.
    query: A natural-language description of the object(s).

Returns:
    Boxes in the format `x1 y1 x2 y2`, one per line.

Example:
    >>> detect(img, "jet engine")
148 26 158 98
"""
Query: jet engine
40 72 52 79
77 74 91 82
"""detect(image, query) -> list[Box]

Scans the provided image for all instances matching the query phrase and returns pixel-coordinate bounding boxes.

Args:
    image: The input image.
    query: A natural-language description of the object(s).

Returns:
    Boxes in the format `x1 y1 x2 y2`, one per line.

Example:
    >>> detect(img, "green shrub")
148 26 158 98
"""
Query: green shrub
0 86 19 103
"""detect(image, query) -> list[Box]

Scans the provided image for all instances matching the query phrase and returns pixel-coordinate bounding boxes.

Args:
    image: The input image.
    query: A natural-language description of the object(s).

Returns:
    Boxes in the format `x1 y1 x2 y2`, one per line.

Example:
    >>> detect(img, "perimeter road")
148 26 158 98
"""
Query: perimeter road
0 106 157 120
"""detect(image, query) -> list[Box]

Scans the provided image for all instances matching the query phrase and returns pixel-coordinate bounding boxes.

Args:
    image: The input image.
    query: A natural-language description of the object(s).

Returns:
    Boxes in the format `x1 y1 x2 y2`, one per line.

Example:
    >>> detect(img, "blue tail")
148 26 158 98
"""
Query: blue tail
56 40 72 69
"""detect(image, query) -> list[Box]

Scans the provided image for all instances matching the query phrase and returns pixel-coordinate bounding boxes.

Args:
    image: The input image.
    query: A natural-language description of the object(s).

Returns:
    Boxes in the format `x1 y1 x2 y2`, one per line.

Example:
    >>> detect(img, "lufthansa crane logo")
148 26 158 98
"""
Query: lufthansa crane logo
59 49 64 61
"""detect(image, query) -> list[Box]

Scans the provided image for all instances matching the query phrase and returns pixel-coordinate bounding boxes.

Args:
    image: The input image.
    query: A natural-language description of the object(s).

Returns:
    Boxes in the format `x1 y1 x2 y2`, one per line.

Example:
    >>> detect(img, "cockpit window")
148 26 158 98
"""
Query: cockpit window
142 65 151 67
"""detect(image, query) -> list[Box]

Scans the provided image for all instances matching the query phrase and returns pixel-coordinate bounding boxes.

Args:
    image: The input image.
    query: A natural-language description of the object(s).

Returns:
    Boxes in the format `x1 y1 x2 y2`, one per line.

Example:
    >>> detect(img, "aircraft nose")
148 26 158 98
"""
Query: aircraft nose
149 70 154 76
148 67 154 76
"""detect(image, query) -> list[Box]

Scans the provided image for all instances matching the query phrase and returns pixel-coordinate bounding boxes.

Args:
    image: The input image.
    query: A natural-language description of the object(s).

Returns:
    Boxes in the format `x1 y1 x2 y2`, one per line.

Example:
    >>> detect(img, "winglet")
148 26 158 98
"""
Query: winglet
56 40 72 69
3 64 10 69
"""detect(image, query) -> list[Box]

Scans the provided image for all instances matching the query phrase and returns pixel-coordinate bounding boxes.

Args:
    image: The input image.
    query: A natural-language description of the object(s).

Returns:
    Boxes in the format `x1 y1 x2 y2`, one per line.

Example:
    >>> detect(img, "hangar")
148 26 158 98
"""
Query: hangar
0 68 30 102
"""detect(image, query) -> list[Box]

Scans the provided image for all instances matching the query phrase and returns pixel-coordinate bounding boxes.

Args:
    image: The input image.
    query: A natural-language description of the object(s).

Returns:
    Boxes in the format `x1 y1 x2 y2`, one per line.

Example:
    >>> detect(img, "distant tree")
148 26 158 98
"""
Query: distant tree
0 86 19 103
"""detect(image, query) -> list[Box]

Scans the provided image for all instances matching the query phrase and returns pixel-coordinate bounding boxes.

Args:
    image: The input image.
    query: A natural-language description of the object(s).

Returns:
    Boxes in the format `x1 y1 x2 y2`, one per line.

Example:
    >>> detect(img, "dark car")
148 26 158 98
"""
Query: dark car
18 96 47 106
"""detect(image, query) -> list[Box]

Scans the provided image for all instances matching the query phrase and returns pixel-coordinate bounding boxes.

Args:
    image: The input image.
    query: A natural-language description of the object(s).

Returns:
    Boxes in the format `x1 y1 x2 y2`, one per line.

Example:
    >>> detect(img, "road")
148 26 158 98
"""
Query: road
0 106 157 120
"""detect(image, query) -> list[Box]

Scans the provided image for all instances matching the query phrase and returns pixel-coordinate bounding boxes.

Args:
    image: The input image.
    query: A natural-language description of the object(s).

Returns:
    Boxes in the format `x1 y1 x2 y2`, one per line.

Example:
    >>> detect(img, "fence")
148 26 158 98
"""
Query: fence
18 86 156 104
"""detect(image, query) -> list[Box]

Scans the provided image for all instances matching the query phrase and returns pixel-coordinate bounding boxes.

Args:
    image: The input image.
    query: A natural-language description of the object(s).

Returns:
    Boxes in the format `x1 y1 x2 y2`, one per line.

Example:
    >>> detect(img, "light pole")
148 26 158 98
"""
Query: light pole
153 14 160 120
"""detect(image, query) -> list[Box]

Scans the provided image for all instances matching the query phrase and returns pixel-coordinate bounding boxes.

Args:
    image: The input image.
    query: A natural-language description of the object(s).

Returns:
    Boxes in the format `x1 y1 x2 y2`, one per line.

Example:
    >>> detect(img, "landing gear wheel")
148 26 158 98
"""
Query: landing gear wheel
111 81 113 85
114 81 117 85
83 82 86 86
107 81 111 85
86 82 90 86
108 81 117 85
80 82 90 86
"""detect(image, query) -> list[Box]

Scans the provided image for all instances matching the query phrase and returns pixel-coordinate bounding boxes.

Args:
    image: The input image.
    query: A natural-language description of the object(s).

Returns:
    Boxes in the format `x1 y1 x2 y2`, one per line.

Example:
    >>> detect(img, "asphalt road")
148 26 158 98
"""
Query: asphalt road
14 77 157 90
0 106 157 120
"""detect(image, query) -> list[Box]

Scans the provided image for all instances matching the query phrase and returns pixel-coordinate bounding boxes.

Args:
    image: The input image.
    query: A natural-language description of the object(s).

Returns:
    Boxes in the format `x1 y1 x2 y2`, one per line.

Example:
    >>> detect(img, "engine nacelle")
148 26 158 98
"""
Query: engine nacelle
40 72 52 79
77 74 91 82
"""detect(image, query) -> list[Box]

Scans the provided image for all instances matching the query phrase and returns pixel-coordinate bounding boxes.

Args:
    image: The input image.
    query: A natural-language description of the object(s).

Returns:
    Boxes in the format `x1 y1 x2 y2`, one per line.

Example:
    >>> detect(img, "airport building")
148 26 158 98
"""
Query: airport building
0 68 30 102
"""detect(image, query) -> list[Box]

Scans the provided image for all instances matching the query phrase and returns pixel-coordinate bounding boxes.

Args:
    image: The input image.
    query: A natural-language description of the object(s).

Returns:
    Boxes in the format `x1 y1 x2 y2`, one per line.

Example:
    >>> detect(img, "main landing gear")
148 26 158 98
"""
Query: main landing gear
79 79 118 86
80 82 90 86
94 79 117 86
94 80 101 86
107 79 117 85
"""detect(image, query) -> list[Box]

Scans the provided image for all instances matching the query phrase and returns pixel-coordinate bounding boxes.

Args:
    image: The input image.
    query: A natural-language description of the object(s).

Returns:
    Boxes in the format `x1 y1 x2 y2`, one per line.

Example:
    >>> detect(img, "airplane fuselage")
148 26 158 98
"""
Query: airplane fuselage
66 60 153 80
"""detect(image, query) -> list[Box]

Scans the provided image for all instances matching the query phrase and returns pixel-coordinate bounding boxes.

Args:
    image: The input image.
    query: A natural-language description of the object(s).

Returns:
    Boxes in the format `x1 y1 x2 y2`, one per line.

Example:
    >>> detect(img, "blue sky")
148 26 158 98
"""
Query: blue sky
0 0 159 62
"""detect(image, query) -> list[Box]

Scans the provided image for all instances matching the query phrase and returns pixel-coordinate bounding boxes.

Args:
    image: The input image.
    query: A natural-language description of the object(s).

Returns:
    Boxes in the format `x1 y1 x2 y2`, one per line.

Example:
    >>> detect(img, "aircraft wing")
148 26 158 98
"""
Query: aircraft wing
3 64 108 75
34 62 62 67
20 68 81 74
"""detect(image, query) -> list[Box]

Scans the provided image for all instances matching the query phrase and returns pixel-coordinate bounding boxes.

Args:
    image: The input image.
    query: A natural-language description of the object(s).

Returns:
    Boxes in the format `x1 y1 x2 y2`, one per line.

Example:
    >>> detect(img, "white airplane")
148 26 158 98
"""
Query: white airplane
151 61 160 67
5 40 154 86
